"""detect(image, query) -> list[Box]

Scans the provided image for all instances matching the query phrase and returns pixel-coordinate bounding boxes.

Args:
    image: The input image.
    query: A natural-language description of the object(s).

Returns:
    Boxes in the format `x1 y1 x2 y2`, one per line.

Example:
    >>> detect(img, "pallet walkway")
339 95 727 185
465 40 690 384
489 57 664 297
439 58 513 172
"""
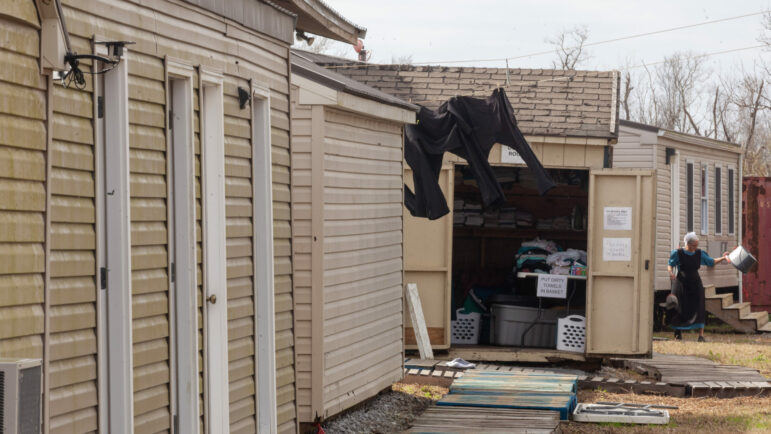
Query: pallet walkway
612 353 771 397
403 407 561 433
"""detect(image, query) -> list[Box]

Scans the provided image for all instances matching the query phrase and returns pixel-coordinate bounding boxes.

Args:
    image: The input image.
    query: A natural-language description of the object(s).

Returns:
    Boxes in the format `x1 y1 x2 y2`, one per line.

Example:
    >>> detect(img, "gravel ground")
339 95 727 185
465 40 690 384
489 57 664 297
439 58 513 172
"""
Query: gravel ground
322 384 445 434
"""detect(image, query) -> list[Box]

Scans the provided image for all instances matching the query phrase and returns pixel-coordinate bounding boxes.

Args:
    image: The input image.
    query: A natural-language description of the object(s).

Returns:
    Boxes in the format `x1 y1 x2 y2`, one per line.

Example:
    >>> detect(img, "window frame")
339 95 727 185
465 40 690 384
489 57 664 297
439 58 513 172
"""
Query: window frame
715 165 722 235
700 163 709 235
686 161 694 233
728 167 735 235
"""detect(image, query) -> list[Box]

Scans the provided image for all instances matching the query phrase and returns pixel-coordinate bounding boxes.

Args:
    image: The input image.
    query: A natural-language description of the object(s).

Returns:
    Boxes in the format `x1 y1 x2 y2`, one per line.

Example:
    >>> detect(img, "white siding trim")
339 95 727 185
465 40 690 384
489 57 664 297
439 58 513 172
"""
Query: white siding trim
714 164 723 235
200 68 230 433
251 83 278 433
103 49 134 434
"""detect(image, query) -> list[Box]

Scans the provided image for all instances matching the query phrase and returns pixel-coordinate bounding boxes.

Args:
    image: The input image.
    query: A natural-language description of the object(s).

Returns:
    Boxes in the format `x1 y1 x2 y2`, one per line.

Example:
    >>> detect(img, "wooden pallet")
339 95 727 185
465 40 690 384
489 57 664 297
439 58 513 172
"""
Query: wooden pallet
438 393 575 420
611 353 771 397
577 375 687 397
404 407 561 433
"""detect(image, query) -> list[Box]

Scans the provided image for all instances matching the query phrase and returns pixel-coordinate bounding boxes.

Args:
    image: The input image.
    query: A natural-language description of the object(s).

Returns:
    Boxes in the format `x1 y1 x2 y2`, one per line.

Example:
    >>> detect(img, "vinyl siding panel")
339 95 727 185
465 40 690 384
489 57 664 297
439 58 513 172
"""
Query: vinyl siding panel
0 9 46 393
612 127 654 168
291 97 405 422
289 85 313 422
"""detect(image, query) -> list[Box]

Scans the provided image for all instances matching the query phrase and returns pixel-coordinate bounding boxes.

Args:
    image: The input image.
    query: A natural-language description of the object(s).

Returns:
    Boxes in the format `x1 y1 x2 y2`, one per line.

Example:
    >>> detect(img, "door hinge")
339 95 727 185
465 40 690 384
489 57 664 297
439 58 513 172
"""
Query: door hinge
97 96 104 119
170 262 176 283
168 110 173 129
100 267 107 289
645 260 650 270
173 414 178 434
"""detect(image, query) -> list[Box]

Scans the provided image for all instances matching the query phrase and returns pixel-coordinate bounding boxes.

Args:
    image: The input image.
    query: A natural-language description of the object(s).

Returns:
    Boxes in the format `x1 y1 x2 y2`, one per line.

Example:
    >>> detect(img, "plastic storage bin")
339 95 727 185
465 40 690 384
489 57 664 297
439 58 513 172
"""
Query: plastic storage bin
489 304 563 348
556 315 586 353
451 308 481 344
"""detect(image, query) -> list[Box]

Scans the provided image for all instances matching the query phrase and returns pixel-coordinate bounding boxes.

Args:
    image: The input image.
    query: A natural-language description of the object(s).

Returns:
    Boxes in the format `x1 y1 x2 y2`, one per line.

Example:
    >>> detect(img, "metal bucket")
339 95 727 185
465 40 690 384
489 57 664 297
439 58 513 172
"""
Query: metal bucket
728 246 758 274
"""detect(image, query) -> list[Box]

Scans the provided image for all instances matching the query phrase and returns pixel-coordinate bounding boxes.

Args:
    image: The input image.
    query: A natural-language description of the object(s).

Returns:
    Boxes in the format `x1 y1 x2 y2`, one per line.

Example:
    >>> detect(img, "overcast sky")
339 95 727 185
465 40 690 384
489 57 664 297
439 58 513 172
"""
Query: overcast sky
311 0 770 72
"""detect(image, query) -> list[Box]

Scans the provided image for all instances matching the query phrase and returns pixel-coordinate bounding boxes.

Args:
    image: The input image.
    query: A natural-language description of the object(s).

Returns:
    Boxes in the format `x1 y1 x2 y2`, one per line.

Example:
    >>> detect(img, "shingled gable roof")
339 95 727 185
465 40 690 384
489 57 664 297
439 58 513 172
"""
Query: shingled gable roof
291 50 418 112
303 53 620 139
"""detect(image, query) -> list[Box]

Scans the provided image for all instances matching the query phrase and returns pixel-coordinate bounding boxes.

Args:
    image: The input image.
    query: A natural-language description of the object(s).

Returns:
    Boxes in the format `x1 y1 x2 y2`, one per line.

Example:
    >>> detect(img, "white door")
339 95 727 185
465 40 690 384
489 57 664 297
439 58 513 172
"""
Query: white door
200 71 230 432
586 169 655 356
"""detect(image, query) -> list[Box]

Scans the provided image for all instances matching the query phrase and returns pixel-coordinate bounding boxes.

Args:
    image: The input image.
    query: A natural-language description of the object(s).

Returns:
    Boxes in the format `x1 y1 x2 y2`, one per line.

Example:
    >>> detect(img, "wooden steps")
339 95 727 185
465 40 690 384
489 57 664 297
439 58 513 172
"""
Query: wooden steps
704 285 770 333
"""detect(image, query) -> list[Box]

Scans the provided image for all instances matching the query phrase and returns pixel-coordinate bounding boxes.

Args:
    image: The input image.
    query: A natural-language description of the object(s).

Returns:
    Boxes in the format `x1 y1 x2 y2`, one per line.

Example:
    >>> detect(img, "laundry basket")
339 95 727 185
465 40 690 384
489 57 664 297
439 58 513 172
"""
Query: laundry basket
556 315 585 353
451 308 481 345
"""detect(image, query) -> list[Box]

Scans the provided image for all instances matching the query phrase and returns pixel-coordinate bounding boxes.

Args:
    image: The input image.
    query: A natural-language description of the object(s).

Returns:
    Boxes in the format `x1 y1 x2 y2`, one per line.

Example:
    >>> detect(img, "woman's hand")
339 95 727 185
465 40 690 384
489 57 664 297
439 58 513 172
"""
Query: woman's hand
669 271 676 280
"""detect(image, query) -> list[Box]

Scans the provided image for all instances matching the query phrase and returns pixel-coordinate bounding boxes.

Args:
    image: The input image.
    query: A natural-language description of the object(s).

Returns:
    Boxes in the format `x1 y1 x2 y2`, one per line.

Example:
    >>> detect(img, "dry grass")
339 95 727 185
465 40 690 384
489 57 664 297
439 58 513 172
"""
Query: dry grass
564 390 771 433
392 382 448 401
652 331 771 378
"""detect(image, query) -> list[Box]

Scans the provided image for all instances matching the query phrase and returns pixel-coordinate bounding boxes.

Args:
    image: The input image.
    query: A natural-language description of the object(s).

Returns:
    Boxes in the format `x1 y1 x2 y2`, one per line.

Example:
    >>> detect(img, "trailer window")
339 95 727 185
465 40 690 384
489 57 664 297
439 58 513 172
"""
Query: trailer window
701 165 708 235
728 168 735 234
686 162 694 233
715 166 722 234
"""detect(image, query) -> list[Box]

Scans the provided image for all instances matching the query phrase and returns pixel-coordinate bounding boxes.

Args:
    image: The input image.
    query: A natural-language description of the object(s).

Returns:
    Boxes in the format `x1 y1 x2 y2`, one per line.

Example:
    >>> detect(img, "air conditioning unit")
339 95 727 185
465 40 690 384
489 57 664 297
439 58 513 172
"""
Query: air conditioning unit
1 358 42 434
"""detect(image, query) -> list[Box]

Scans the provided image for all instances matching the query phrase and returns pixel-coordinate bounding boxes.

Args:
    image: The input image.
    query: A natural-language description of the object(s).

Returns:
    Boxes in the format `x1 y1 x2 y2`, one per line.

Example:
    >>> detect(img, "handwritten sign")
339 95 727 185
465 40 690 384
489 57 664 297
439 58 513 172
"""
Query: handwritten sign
603 237 632 262
537 274 568 299
501 146 525 164
604 207 632 231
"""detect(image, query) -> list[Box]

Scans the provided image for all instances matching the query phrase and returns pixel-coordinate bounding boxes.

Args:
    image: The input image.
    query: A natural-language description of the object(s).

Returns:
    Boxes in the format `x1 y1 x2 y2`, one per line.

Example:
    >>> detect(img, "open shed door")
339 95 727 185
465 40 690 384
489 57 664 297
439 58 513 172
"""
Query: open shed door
404 165 454 349
586 169 655 356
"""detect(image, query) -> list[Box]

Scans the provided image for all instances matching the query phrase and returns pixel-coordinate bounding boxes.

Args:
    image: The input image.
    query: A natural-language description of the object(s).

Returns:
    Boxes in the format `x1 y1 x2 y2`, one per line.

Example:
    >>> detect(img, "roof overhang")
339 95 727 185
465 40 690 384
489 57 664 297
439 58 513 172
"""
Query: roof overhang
292 74 415 124
273 0 366 44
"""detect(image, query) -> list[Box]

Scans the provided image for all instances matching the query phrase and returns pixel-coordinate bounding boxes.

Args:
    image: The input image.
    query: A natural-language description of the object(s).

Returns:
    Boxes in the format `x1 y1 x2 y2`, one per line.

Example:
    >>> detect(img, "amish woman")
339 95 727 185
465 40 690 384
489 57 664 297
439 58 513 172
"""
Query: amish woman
666 232 730 342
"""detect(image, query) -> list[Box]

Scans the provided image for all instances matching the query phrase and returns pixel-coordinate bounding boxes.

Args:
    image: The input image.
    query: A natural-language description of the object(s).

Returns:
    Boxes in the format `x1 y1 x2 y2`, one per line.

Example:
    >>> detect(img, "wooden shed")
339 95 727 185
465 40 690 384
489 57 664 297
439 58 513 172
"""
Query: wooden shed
614 120 743 294
289 51 417 422
0 1 364 433
305 60 657 360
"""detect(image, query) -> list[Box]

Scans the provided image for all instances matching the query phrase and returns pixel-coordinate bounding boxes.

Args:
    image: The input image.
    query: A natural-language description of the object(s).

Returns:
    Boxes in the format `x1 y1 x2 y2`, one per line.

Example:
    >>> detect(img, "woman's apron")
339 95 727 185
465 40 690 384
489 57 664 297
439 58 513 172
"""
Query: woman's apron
668 248 706 329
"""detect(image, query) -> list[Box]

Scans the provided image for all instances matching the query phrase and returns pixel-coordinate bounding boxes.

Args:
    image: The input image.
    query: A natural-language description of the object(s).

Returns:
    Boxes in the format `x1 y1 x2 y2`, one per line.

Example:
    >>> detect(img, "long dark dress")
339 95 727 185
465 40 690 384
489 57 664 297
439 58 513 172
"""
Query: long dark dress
668 249 706 329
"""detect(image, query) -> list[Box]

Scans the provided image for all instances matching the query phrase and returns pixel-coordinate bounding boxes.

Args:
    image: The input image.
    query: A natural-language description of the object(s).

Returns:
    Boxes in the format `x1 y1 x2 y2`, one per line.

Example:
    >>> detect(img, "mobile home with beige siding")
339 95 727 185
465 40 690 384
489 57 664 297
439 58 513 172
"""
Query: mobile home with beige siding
614 120 743 293
0 1 366 432
289 51 417 423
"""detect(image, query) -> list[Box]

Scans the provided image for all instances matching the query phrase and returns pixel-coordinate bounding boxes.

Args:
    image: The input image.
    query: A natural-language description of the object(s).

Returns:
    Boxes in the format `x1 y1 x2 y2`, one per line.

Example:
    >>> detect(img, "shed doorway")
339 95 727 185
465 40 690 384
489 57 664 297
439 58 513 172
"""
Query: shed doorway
449 166 589 357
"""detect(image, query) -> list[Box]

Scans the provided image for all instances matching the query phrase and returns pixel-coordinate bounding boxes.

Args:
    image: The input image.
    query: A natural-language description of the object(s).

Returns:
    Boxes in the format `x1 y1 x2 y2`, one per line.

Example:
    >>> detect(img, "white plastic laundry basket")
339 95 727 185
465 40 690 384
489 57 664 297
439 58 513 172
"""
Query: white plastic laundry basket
556 315 586 353
451 308 481 345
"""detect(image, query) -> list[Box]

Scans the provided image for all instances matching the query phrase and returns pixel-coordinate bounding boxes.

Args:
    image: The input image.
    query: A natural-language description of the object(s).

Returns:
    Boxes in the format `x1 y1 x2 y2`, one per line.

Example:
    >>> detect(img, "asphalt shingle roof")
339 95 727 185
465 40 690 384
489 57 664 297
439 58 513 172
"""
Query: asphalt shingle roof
301 52 620 139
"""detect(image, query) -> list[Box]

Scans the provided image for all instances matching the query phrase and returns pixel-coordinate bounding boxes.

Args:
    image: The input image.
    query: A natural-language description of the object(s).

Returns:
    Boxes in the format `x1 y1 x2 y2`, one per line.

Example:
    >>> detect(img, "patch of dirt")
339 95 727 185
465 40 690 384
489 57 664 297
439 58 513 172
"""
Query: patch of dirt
322 383 448 434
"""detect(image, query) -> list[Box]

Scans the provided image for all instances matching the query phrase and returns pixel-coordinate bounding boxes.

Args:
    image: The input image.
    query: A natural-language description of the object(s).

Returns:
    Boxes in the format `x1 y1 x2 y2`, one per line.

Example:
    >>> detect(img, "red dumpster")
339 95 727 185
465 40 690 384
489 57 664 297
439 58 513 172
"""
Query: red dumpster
743 177 771 311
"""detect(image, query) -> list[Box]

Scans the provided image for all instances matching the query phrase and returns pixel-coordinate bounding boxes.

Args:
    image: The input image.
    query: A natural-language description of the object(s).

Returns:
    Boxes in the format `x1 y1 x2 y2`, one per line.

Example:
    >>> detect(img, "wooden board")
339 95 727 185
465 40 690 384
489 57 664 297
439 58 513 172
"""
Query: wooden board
447 345 588 363
437 393 575 420
405 283 433 359
405 407 560 434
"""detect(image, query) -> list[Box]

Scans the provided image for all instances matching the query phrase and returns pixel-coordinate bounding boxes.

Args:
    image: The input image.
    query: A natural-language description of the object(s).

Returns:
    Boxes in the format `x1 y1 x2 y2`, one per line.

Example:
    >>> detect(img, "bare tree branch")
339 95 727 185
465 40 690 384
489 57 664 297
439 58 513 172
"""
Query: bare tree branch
547 26 591 70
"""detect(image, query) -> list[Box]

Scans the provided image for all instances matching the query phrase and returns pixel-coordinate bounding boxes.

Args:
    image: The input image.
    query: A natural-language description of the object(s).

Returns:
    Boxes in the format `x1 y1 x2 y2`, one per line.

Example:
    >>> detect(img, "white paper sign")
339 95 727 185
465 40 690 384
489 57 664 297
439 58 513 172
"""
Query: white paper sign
604 207 632 231
537 274 568 299
501 146 525 164
603 237 632 261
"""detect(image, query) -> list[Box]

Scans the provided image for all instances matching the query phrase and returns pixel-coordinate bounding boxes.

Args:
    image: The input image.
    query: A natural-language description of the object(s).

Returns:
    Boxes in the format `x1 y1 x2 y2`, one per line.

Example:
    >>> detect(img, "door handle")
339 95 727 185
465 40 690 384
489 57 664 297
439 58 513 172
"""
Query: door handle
207 294 217 304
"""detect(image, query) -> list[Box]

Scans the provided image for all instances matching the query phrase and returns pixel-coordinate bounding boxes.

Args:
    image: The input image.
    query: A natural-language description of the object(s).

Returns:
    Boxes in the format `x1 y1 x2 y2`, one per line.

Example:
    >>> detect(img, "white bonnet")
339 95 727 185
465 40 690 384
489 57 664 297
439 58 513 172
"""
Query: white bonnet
683 232 699 245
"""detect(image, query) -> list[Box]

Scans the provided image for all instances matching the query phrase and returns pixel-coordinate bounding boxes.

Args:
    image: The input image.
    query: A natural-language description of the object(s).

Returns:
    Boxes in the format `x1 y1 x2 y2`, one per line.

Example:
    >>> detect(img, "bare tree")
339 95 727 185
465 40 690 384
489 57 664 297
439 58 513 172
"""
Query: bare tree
546 26 591 70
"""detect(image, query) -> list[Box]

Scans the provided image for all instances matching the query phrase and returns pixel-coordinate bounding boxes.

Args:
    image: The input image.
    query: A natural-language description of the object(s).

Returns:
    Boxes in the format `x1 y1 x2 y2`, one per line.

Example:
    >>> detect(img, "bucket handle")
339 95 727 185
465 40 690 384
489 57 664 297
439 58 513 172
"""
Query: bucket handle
562 314 585 323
